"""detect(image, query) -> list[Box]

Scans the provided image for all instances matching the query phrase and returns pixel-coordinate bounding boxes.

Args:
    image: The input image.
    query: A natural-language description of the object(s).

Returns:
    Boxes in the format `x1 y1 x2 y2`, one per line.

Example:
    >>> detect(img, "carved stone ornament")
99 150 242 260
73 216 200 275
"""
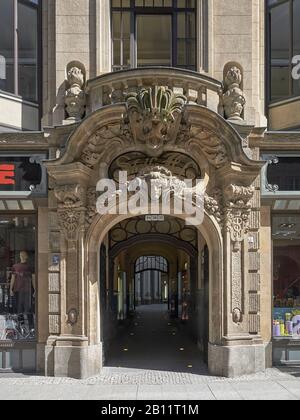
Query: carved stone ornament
224 185 255 246
57 209 86 242
135 165 205 208
233 308 243 324
67 308 78 326
220 66 246 121
55 184 86 209
80 124 131 169
186 128 228 169
86 187 98 226
125 86 187 155
204 189 223 224
65 67 86 121
54 185 87 241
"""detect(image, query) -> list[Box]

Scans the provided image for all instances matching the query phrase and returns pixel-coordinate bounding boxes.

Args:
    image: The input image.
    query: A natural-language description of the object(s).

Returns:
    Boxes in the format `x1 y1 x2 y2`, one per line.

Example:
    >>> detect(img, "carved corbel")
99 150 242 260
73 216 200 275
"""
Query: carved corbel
54 184 87 242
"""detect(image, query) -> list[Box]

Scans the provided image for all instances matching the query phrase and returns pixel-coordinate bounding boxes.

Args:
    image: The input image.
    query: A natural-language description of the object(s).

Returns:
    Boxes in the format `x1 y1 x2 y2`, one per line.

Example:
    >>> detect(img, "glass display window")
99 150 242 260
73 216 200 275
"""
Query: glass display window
0 214 36 342
273 242 300 339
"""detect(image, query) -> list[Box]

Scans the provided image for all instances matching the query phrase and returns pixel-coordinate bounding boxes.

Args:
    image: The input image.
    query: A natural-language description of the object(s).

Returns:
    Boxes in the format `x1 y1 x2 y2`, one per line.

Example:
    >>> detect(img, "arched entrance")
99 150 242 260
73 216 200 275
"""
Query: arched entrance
98 215 210 372
44 80 265 379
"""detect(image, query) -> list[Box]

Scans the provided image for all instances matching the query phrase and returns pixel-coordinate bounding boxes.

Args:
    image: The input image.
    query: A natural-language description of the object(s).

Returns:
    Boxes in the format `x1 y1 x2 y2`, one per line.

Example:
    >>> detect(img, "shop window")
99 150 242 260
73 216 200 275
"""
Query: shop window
111 0 197 71
273 215 300 340
0 215 36 342
0 0 40 103
268 0 300 102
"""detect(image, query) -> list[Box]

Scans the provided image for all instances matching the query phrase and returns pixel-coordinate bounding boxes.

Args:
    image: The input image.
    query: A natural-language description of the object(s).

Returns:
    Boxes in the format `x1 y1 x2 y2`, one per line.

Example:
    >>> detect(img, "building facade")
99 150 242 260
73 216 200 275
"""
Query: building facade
0 0 299 379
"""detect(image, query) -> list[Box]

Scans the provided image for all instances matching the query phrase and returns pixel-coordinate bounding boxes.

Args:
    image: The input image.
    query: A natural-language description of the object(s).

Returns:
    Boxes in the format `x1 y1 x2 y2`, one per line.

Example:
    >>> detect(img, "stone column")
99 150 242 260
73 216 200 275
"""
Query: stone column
208 183 266 378
45 162 102 379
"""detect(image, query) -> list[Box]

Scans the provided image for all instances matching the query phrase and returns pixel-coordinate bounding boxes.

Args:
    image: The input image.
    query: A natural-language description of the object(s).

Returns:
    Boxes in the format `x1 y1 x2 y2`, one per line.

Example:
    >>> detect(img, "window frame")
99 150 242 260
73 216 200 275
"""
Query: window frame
0 0 41 108
0 211 37 344
267 0 300 104
111 0 197 72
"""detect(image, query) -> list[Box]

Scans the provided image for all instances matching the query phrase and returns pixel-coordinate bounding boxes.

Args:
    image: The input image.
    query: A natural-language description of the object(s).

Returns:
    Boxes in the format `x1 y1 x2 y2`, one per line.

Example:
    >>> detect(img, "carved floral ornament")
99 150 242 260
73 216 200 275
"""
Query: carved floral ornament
77 84 232 170
124 86 187 154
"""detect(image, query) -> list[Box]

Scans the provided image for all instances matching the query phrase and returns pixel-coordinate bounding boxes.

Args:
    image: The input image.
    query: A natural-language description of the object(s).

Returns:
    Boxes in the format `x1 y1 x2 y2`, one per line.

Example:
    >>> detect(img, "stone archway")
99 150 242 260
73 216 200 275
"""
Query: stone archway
45 84 264 379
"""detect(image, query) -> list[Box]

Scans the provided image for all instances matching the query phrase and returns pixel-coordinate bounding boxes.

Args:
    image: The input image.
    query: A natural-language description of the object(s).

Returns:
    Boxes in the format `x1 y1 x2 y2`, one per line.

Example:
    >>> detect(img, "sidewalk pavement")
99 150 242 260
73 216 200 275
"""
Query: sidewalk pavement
0 367 300 400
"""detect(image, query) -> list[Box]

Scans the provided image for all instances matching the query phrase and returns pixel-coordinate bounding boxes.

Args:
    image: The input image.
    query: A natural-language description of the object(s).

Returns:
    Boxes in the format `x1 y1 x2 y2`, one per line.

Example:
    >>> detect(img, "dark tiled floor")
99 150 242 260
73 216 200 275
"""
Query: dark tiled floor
105 304 208 374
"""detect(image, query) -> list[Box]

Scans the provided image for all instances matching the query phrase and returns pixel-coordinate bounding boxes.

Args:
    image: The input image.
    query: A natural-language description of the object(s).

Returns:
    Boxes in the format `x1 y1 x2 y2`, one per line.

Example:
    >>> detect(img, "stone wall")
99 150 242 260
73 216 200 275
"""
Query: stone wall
41 0 266 128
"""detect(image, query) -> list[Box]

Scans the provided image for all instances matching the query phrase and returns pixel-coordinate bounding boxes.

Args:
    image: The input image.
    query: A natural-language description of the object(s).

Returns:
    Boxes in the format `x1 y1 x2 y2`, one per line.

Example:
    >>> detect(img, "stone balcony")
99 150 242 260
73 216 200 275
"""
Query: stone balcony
85 67 223 116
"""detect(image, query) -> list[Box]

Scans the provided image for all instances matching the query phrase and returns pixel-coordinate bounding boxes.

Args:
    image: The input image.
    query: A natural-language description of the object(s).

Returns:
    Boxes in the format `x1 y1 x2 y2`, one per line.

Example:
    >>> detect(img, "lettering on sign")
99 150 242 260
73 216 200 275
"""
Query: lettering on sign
0 164 15 185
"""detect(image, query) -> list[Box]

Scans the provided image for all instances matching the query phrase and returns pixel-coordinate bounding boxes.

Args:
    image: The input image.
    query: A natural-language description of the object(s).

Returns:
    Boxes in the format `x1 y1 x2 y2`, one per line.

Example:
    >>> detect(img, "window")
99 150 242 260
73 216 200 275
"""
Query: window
272 215 300 339
135 256 168 273
0 215 36 342
268 0 300 102
111 0 197 71
135 256 168 306
0 0 40 103
267 156 300 192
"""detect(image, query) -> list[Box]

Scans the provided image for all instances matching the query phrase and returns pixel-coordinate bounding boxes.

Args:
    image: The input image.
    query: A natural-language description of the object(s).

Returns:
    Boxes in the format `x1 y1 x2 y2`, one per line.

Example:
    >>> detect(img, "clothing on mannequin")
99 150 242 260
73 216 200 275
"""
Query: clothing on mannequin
10 251 35 314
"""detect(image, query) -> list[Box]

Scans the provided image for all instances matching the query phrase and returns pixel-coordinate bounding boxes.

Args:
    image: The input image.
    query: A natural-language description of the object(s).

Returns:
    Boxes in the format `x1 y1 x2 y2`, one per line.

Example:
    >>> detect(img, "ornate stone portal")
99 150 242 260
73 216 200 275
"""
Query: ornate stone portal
45 82 264 379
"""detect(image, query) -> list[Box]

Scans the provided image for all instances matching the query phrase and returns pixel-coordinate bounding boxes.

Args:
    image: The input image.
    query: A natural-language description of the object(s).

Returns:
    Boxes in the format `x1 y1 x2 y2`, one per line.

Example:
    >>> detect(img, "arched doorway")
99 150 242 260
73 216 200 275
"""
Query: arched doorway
99 215 210 373
45 79 265 379
134 256 169 307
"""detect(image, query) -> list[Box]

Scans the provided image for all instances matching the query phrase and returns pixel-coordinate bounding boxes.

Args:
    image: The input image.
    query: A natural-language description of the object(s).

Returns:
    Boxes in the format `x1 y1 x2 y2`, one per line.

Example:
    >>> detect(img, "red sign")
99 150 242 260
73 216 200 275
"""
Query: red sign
0 164 15 185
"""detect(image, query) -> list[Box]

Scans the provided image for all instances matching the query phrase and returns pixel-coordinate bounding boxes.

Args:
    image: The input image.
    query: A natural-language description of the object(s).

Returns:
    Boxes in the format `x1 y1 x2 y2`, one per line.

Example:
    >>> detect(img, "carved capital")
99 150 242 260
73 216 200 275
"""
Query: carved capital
224 185 254 244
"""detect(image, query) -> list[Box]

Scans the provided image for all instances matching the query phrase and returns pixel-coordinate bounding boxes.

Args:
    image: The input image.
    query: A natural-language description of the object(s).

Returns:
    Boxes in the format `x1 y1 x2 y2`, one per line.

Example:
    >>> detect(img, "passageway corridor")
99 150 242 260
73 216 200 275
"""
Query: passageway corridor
105 305 208 375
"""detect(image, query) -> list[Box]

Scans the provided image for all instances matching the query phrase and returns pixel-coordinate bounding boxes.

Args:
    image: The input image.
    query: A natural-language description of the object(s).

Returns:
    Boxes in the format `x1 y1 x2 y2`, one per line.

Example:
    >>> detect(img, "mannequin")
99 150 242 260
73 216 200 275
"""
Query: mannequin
10 251 35 314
